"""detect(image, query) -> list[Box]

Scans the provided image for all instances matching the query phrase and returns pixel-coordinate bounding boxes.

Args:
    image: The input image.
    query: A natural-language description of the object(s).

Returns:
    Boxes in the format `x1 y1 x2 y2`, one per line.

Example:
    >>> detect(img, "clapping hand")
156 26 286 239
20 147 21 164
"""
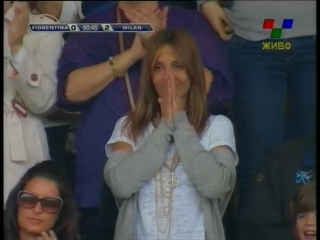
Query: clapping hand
130 34 147 61
158 74 184 124
39 230 57 240
126 6 168 45
8 2 30 54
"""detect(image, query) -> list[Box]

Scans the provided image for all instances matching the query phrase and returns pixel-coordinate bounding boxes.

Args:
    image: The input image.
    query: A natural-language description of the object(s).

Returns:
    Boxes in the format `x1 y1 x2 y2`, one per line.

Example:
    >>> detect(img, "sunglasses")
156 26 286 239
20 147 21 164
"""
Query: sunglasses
17 191 63 214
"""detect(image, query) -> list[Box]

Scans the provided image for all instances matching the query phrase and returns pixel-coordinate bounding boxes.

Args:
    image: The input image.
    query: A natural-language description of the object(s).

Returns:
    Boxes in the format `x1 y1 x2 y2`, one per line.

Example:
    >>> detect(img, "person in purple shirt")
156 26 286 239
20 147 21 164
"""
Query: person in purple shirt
57 1 232 240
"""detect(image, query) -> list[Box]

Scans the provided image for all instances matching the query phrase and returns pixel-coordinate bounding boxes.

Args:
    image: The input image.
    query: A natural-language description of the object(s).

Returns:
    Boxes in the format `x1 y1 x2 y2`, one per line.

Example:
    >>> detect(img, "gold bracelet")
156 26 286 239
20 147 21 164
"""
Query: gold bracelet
109 56 125 77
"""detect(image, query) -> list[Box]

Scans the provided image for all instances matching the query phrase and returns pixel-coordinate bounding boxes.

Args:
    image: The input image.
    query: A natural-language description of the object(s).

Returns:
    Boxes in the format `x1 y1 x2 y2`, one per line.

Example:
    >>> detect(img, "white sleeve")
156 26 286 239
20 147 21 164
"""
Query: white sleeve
9 32 63 114
105 116 133 158
207 115 238 165
74 1 84 19
10 47 28 71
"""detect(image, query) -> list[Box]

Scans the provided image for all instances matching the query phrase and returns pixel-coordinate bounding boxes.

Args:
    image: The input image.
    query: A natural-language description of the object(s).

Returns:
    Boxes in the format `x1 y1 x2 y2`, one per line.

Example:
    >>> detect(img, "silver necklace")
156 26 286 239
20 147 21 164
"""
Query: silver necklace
163 154 180 188
155 153 180 237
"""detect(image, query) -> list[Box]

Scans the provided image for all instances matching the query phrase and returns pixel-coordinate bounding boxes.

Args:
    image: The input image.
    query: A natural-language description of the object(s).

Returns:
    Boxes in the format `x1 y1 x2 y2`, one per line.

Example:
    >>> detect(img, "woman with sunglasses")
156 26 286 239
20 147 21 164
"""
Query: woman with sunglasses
4 160 80 240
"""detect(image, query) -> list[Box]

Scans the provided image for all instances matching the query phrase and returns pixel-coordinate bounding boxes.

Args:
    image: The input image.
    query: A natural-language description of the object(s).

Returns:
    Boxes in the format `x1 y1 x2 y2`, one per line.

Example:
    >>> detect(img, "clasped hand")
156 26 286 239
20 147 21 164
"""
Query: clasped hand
158 74 184 124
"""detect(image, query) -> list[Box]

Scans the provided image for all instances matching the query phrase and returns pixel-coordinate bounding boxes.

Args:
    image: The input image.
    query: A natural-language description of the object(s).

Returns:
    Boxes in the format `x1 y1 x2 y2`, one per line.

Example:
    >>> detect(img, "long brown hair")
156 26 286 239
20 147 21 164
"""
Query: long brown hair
124 28 209 142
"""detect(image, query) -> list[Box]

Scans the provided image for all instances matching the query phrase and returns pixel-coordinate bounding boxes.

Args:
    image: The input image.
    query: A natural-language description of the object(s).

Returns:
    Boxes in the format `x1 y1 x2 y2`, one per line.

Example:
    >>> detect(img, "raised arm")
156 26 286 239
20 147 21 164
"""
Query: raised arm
65 47 141 103
172 112 237 203
6 2 60 113
57 33 145 111
9 32 63 114
34 1 63 19
104 117 173 199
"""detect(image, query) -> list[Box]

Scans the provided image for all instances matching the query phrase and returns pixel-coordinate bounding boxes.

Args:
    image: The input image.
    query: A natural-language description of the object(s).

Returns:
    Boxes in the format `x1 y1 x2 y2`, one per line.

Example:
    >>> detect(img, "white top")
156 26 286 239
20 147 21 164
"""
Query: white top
59 1 84 23
198 1 316 41
30 1 84 128
224 1 316 41
3 4 64 204
35 1 84 128
107 115 237 239
41 1 83 128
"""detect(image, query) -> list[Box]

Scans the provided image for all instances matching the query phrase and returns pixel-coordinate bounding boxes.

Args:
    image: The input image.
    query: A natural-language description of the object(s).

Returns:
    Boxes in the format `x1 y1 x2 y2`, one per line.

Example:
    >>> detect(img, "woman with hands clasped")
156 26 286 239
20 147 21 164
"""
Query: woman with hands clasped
57 1 232 239
105 28 237 240
4 1 63 204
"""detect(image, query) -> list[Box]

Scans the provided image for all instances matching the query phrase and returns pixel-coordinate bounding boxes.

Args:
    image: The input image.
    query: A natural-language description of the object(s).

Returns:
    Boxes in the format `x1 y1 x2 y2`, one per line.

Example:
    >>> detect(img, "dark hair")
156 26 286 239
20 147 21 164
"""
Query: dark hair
4 160 80 240
290 181 316 220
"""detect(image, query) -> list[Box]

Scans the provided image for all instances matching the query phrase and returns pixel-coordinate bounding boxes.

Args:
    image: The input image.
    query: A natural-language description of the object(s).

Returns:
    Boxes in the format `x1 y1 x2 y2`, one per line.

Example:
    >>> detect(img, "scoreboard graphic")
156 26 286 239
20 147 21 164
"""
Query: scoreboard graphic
28 23 154 33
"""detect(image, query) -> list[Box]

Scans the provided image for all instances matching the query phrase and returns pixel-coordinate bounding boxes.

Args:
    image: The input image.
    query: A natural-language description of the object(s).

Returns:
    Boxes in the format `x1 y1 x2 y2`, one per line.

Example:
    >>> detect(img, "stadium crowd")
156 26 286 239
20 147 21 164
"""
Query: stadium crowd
4 1 316 240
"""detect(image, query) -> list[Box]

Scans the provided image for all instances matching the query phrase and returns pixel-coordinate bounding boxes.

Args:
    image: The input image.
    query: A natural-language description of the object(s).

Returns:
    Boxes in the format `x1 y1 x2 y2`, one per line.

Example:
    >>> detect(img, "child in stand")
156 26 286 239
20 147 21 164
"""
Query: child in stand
290 181 316 240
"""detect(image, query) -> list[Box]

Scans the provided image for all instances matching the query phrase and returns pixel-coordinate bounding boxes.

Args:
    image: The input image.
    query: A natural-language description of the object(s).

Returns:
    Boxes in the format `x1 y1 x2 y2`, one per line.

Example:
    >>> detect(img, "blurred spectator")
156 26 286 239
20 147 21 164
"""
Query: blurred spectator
236 138 315 240
199 0 316 211
290 181 316 240
28 1 83 42
27 1 83 21
4 160 80 240
27 1 83 167
4 1 63 204
57 1 232 239
81 1 197 17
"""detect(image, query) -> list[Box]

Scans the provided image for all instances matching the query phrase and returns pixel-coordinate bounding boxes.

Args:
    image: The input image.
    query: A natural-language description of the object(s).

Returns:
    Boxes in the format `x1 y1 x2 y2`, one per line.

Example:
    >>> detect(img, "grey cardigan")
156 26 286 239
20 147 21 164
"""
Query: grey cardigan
104 112 237 240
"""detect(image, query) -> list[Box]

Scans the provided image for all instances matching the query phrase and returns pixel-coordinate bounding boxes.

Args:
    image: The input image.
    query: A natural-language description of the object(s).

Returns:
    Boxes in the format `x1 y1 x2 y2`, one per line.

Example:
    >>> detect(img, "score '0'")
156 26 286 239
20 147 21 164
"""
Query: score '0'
68 24 79 32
